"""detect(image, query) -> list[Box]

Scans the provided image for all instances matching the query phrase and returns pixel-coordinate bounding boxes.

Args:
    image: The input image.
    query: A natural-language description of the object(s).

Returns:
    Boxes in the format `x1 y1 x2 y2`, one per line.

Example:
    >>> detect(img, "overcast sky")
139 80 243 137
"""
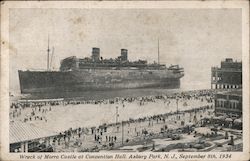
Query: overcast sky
9 8 242 92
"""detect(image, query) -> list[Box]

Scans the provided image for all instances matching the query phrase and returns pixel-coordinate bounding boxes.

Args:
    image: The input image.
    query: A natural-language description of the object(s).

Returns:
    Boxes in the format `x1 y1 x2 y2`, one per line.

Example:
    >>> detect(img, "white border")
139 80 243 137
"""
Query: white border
1 1 249 161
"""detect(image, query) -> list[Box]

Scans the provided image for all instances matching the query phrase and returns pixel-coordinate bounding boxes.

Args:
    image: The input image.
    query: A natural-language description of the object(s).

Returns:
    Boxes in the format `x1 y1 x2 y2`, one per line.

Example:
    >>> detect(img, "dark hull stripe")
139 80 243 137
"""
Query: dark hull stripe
18 70 183 94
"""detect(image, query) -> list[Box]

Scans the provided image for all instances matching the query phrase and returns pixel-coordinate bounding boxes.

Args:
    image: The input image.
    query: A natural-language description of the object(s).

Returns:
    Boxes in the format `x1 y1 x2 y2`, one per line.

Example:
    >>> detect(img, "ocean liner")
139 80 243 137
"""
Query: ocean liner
18 41 184 94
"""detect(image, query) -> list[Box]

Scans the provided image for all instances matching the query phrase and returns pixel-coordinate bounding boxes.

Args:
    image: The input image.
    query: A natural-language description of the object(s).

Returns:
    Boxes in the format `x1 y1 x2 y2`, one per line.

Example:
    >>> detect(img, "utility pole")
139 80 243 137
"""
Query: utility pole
121 121 124 145
116 106 119 132
176 98 179 120
115 106 119 124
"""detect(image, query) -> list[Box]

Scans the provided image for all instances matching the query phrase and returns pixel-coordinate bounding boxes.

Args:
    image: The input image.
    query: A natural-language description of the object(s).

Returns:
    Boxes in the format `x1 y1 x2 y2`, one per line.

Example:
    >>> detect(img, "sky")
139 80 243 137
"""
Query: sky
9 8 242 92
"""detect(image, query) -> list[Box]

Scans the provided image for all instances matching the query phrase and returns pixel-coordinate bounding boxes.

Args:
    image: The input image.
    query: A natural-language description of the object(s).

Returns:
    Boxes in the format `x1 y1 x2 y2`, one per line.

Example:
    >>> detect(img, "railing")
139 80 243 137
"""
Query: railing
211 67 242 72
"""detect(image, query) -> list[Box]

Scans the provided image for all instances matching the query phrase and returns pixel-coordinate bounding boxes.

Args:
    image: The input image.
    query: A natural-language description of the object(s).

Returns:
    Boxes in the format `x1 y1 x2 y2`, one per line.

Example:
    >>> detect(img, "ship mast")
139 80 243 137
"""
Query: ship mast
158 38 160 66
47 35 50 71
50 46 54 70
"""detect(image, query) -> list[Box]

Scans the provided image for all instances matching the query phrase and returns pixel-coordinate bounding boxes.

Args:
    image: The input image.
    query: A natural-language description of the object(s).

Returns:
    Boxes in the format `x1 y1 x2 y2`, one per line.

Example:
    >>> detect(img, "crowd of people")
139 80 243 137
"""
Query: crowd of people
47 104 214 152
9 89 215 125
10 89 218 152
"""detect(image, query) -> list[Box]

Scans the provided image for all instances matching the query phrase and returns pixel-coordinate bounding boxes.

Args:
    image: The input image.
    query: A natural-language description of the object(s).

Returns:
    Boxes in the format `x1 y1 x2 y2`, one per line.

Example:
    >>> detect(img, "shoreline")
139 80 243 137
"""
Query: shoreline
10 88 228 102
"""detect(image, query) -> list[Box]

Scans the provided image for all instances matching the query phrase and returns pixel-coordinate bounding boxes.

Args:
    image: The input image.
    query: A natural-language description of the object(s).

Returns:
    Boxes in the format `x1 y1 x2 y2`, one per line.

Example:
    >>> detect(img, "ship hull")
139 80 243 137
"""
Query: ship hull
18 70 183 94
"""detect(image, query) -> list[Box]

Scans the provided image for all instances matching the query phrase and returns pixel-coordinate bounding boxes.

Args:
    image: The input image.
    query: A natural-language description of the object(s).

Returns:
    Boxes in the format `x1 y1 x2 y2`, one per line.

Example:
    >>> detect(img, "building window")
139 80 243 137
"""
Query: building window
234 102 236 109
222 100 225 108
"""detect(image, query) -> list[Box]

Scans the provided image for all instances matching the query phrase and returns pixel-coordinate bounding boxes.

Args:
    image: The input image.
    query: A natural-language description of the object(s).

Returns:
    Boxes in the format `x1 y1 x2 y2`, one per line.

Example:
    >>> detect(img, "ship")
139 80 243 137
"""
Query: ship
18 40 184 94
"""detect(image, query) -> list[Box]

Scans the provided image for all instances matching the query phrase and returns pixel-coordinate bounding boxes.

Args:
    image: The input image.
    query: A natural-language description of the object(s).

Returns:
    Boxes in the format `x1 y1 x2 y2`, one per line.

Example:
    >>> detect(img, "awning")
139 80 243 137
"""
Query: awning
218 115 227 120
10 122 58 144
225 118 233 122
185 122 194 126
213 116 220 120
18 98 64 103
234 118 242 124
203 115 212 119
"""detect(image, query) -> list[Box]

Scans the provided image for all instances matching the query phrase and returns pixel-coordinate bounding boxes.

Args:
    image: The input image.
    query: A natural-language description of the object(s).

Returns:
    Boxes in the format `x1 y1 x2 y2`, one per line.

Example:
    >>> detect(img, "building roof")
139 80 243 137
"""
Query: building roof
18 98 64 103
10 122 58 144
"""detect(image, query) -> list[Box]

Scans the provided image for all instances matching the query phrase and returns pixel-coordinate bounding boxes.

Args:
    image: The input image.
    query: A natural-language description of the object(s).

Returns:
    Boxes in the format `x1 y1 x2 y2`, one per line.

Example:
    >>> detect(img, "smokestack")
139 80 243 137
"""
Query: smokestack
121 49 128 61
92 47 100 61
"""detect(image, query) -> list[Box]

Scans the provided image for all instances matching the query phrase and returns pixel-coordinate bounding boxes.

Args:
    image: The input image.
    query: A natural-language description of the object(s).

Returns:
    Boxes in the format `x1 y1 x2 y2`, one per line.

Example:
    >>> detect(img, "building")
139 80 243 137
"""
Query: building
214 90 242 118
211 58 242 89
10 122 57 152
